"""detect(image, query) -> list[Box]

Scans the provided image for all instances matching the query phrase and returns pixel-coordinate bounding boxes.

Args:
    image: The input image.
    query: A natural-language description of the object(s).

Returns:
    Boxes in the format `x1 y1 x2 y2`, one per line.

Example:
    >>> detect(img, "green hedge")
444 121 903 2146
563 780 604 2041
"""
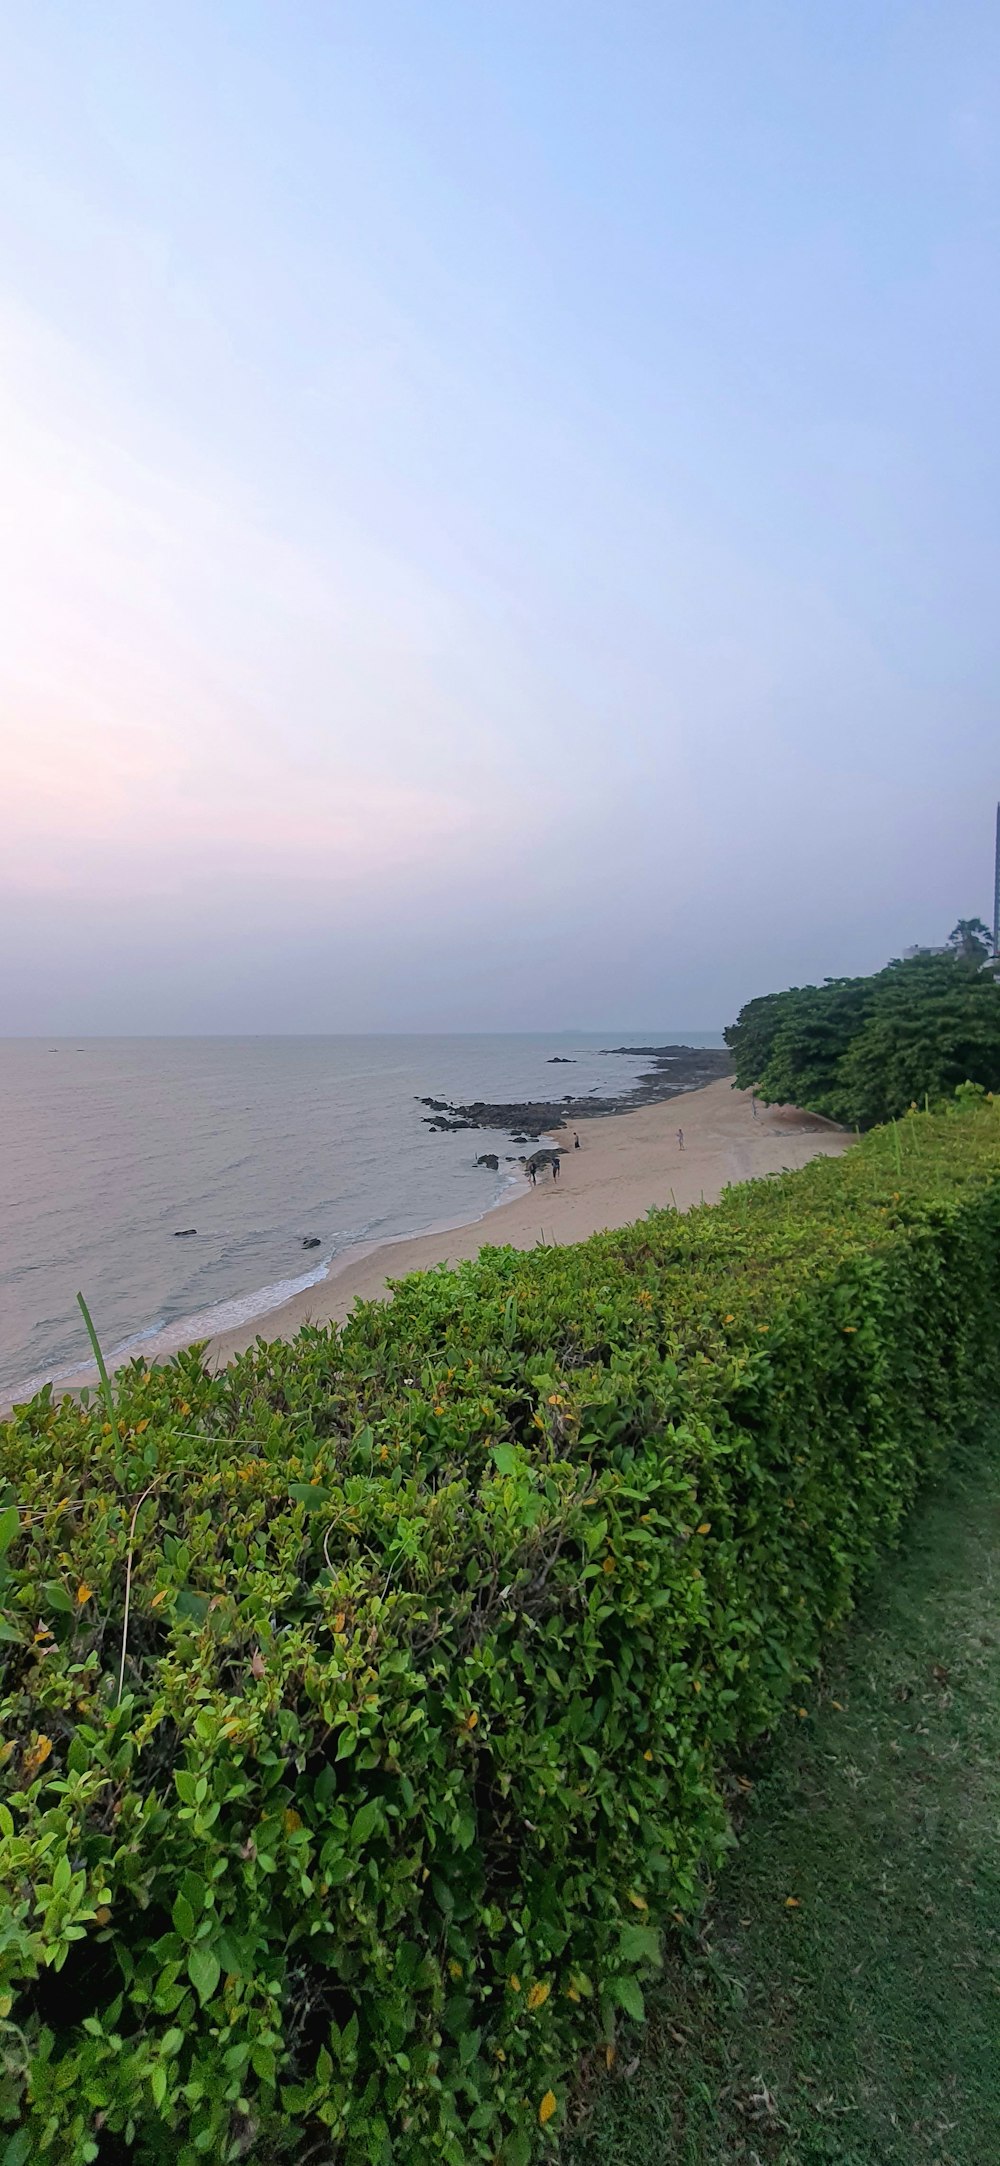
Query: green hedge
3 1090 1000 2166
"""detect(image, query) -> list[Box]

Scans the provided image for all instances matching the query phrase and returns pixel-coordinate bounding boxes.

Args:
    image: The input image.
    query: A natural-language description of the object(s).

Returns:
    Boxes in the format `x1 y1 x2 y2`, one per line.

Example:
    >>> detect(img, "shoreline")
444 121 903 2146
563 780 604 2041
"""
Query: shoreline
7 1080 850 1408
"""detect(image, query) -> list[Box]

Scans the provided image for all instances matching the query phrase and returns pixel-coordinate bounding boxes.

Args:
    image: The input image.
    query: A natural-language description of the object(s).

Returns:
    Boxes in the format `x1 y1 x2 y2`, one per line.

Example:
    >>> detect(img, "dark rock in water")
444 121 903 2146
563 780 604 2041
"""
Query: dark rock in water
419 1046 733 1143
174 1228 197 1237
476 1153 500 1171
547 1056 575 1063
302 1236 322 1249
424 1115 476 1131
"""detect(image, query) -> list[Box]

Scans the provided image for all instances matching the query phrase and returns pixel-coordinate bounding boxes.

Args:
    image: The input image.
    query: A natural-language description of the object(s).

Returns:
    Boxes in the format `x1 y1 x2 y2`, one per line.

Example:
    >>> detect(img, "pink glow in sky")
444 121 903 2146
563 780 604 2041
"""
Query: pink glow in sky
2 5 999 1031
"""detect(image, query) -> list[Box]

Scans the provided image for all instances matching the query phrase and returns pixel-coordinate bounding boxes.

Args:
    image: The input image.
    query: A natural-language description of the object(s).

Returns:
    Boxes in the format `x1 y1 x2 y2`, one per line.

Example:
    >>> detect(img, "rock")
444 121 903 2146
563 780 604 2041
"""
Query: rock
547 1056 575 1063
302 1236 321 1249
174 1228 197 1237
476 1153 500 1171
418 1046 733 1142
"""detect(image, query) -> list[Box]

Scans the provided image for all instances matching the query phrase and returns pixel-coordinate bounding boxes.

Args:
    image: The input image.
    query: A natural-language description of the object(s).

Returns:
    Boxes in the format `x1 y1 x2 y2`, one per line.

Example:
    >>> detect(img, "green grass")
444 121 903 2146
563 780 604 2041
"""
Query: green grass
562 1432 1000 2166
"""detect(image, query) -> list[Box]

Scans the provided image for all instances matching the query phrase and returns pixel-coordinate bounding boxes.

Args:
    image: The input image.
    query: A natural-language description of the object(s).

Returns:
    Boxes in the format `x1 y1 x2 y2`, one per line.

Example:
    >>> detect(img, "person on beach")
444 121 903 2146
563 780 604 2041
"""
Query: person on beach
677 1128 684 1150
528 1162 537 1185
552 1155 560 1180
573 1131 581 1149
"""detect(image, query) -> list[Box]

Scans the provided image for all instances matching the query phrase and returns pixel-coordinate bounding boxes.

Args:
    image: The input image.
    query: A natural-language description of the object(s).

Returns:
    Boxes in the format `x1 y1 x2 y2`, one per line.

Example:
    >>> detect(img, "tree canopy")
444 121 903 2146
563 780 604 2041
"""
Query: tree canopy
725 948 1000 1127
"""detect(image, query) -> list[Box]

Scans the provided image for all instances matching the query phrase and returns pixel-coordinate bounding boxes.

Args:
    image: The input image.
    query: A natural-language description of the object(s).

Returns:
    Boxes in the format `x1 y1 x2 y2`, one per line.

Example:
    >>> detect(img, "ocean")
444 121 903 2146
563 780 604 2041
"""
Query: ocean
0 1032 722 1403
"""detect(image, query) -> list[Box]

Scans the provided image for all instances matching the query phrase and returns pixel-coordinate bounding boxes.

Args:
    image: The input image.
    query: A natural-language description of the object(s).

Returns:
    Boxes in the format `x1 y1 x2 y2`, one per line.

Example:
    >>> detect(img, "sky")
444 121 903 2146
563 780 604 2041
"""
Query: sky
2 1 999 1033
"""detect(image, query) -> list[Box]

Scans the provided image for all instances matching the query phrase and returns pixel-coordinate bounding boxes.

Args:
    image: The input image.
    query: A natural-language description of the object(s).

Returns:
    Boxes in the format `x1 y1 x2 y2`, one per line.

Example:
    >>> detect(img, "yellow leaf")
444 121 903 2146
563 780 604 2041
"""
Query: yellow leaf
604 2044 616 2070
334 1612 346 1633
24 1734 53 1774
527 1979 551 2010
643 1749 653 1762
178 1401 191 1416
692 1678 702 1692
465 1709 479 1729
508 1974 521 1993
696 1522 711 1535
831 1700 844 1712
283 1808 302 1834
150 1588 169 1608
76 1583 93 1606
566 1984 580 2001
785 1896 800 1908
448 1960 463 1980
627 1891 648 1911
602 1556 616 1574
94 1906 112 1926
136 1419 149 1434
724 1313 735 1322
797 1707 808 1719
539 2091 558 2125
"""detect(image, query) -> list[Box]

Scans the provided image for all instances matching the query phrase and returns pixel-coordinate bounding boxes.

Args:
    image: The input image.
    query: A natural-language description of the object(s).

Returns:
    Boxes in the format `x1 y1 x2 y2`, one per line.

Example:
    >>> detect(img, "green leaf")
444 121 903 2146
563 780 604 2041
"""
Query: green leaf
611 1974 646 2022
3 2129 33 2166
0 1616 23 1644
289 1483 331 1511
0 1505 19 1557
351 1800 381 1847
187 1946 221 2004
618 1922 662 1966
150 2061 168 2109
491 1444 518 1478
172 1894 196 1941
42 1580 75 1615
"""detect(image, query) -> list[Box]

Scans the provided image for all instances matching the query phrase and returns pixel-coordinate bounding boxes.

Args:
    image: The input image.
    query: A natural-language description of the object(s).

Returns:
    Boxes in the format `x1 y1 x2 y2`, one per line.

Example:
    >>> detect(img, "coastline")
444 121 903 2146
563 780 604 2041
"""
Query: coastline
11 1080 848 1406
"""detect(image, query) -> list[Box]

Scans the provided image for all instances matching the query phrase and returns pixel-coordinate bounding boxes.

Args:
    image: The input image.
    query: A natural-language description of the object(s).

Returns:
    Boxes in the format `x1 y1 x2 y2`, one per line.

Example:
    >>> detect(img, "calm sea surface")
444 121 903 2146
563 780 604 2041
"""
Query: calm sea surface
0 1033 722 1401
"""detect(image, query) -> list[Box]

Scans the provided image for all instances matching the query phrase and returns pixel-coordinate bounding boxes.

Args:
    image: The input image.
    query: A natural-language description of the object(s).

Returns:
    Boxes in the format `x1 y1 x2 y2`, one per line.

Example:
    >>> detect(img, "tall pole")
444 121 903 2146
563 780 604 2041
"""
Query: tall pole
995 801 1000 959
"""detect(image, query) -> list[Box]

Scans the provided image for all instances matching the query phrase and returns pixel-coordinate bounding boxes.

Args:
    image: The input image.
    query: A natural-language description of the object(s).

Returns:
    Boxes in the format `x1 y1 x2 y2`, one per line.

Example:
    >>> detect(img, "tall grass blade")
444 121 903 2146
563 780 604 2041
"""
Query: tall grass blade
76 1291 117 1435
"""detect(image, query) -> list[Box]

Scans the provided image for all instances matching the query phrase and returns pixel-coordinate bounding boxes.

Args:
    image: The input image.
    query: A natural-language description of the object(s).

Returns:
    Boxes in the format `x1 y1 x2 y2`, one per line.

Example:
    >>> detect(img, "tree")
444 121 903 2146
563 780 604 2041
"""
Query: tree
946 918 993 963
726 947 1000 1128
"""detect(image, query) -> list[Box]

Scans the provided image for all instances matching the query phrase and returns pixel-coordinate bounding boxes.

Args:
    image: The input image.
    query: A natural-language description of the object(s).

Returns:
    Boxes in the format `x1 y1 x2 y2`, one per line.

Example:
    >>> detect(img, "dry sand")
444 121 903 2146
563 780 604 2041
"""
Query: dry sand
196 1080 850 1371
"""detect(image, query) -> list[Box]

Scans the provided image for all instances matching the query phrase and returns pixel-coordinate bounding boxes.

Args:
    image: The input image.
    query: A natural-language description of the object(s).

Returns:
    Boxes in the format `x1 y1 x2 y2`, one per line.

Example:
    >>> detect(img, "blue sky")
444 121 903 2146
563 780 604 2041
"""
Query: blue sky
2 2 999 1030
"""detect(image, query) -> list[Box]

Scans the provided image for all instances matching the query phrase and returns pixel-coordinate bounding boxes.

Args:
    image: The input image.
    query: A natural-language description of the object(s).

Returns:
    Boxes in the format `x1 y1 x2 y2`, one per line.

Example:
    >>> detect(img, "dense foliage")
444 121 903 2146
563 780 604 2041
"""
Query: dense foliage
4 1092 1000 2165
725 949 1000 1125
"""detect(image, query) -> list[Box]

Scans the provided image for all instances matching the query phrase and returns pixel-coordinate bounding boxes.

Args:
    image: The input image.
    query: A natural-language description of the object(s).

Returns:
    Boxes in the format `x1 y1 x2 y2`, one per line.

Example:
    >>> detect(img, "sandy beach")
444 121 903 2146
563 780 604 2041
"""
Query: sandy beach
2 1080 850 1411
196 1079 849 1371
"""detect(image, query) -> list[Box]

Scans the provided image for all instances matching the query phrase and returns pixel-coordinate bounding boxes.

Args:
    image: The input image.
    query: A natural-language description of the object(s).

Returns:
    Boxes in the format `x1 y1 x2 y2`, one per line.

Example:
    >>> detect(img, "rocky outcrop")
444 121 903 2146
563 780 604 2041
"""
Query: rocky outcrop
419 1045 732 1143
476 1152 500 1171
302 1237 322 1249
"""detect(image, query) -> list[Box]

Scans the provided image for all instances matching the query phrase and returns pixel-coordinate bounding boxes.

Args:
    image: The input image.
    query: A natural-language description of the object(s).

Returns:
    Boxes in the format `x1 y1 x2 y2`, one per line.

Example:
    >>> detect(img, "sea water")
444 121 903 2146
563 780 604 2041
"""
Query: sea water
0 1032 722 1401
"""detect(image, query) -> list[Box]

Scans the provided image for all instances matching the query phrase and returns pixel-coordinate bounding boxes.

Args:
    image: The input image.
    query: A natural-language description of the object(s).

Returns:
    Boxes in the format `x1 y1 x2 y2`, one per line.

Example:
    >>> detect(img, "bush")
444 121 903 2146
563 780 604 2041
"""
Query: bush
725 953 1000 1125
3 1093 1000 2165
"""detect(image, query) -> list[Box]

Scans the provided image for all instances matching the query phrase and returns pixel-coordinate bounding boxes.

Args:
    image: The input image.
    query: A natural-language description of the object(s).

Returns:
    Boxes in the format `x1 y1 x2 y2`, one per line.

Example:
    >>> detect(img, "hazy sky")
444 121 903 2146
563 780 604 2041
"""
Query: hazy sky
3 2 999 1033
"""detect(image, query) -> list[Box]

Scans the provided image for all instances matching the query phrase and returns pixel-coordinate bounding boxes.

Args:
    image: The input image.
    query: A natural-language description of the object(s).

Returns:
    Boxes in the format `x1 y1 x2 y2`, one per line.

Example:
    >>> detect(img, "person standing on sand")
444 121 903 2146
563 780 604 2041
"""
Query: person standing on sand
552 1155 560 1180
677 1128 684 1150
574 1131 581 1149
528 1162 537 1186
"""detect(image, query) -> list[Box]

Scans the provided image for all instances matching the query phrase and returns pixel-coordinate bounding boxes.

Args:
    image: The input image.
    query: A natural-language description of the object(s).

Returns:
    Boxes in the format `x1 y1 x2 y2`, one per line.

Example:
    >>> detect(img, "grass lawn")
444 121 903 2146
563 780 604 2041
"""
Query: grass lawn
561 1434 1000 2166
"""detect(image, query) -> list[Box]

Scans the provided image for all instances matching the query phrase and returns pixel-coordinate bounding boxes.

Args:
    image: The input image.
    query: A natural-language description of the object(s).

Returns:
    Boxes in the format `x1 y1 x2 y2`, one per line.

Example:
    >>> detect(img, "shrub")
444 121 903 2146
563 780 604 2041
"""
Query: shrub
3 1093 1000 2164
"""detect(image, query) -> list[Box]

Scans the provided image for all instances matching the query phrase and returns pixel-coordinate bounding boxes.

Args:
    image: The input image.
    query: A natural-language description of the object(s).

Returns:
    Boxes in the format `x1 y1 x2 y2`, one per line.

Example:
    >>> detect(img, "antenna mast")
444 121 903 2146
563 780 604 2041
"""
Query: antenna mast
995 802 1000 959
